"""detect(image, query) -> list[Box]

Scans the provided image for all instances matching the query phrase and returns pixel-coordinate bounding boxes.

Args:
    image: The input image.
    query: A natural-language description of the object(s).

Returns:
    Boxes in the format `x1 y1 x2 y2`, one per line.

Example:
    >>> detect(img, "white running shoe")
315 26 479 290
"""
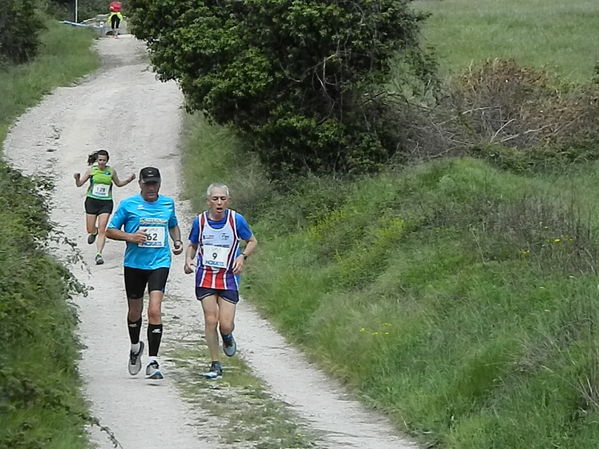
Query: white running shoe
145 360 164 380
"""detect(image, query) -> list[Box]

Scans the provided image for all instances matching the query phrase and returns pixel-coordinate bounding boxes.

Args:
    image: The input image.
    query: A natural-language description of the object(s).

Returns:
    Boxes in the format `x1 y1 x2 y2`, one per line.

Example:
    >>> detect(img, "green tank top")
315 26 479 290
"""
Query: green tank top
86 166 114 200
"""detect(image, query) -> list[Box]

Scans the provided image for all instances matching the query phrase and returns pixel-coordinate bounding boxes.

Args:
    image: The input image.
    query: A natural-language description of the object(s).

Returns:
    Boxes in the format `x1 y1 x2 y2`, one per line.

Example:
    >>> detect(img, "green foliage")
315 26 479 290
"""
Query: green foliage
0 0 45 64
0 162 89 449
129 0 436 176
0 21 98 449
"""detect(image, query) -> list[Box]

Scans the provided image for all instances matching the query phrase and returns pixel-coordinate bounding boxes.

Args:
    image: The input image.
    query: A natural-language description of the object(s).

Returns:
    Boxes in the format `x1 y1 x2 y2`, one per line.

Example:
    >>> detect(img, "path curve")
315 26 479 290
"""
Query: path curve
4 35 416 449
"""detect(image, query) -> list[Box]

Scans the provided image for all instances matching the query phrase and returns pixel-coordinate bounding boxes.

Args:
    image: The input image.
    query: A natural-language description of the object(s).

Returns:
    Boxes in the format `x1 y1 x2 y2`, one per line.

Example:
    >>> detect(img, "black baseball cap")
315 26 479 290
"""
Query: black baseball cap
139 167 161 183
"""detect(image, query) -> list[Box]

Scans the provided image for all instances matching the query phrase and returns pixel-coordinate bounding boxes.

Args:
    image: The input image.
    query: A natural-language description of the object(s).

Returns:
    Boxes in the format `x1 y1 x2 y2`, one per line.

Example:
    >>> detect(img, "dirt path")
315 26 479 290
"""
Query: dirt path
4 35 416 449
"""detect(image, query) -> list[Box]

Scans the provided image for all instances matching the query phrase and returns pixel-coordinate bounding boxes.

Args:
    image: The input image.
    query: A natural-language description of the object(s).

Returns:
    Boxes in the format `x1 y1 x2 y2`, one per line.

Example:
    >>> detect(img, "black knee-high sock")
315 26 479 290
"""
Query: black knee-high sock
127 318 142 344
148 323 163 357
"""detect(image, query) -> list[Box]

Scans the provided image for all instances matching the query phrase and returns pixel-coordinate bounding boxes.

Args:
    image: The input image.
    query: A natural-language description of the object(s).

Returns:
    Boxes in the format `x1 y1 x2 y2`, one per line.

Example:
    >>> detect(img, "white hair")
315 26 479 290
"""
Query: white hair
206 183 230 198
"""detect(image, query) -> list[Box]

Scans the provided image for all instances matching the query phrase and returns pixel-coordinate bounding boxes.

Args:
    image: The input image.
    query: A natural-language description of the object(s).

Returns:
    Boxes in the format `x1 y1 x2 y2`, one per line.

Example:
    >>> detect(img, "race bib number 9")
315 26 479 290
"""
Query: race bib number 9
203 244 229 268
138 226 166 248
92 184 110 198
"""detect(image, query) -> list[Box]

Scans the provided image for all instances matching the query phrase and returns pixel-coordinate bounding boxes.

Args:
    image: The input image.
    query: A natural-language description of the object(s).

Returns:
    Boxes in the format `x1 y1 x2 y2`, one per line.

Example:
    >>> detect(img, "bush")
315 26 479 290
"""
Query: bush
0 161 88 448
44 0 128 21
449 59 599 169
0 0 45 64
394 59 599 172
128 0 436 177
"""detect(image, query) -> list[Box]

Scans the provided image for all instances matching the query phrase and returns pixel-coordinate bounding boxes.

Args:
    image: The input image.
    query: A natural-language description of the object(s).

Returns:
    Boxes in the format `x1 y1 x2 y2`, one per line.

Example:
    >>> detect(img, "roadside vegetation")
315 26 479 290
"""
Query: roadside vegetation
177 1 599 448
0 21 98 449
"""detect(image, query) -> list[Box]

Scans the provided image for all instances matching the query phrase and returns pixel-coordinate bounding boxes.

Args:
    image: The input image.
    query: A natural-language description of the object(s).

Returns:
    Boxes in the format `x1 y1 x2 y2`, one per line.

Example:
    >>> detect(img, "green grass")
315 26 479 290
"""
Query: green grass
180 113 274 219
245 158 599 448
412 0 599 83
0 162 91 449
0 19 99 144
0 19 99 449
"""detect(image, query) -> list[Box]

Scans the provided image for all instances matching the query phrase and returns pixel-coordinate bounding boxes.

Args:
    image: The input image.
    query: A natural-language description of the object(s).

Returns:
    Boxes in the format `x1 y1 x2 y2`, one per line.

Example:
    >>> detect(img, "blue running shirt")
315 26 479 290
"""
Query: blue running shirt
109 194 178 269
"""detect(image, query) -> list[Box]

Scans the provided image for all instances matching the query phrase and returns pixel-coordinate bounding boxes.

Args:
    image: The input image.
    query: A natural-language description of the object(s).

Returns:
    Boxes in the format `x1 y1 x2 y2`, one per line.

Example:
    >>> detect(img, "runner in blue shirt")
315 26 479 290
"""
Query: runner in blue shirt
106 167 183 380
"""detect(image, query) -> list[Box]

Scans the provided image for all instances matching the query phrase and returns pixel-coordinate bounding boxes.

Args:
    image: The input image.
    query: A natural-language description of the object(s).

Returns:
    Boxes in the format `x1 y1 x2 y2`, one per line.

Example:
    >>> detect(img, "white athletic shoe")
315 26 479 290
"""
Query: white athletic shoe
145 360 164 380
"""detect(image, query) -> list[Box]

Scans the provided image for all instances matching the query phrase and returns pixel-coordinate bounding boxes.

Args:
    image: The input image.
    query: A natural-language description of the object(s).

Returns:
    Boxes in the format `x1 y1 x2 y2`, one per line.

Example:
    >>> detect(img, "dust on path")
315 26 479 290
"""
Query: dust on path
3 35 417 449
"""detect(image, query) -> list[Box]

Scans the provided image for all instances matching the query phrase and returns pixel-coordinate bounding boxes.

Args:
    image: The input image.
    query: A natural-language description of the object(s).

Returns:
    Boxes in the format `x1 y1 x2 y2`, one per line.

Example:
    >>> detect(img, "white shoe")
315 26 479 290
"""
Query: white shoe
145 360 164 380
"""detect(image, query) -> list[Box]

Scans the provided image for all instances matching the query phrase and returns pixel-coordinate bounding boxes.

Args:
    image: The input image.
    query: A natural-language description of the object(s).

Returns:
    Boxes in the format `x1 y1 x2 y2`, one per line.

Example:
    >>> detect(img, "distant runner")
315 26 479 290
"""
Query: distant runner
73 149 135 265
106 167 184 380
108 1 123 38
184 183 257 379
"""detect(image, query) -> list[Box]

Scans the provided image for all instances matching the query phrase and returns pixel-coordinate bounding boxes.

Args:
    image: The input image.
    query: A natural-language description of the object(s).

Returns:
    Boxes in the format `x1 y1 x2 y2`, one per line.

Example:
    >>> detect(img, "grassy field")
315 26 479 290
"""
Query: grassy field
0 20 99 449
413 0 599 83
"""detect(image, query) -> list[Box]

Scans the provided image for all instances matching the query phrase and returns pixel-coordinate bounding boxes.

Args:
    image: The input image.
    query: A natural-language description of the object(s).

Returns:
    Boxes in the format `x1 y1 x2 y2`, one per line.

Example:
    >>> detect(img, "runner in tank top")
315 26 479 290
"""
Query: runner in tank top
184 183 257 379
74 150 135 265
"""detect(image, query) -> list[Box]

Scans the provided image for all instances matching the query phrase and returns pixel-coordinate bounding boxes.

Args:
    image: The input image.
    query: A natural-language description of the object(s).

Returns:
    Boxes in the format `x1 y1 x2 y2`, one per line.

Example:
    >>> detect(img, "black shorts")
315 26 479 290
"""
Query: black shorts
85 197 113 215
110 14 121 28
196 287 239 304
124 267 170 299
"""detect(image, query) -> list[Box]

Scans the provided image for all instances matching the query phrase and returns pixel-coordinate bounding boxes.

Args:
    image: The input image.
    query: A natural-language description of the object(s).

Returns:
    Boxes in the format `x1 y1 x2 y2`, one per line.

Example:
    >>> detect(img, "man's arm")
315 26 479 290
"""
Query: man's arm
106 227 147 244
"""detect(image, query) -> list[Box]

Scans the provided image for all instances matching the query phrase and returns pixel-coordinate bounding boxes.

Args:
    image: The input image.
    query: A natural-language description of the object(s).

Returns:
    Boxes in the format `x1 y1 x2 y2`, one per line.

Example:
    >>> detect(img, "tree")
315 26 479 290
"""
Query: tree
129 0 436 176
0 0 45 65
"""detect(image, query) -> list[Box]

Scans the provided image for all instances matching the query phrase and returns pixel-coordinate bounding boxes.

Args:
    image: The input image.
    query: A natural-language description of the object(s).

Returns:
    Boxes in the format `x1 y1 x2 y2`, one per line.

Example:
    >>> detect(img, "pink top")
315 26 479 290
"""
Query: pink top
109 2 122 12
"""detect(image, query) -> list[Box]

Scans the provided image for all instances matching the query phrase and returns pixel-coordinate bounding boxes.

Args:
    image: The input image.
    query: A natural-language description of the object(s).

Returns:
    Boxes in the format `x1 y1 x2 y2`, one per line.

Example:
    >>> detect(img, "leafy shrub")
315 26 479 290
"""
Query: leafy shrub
0 162 87 447
128 0 436 177
44 0 127 21
0 0 45 64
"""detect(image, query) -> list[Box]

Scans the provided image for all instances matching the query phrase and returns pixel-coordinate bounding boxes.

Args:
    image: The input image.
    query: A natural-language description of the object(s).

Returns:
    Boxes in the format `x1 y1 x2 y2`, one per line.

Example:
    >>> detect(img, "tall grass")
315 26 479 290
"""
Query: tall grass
0 19 98 449
246 158 599 448
412 0 599 83
180 113 275 219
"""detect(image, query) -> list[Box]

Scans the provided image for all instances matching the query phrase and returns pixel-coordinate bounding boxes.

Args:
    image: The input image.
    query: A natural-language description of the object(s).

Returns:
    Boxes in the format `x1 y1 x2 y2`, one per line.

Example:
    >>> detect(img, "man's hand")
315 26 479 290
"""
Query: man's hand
173 240 184 255
232 255 245 275
128 230 147 245
184 258 196 274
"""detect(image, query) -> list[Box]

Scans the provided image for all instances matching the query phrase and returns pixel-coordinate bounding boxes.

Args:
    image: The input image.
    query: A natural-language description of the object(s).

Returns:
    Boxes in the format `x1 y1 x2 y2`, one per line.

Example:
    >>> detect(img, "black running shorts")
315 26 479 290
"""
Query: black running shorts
124 267 170 299
85 197 113 215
